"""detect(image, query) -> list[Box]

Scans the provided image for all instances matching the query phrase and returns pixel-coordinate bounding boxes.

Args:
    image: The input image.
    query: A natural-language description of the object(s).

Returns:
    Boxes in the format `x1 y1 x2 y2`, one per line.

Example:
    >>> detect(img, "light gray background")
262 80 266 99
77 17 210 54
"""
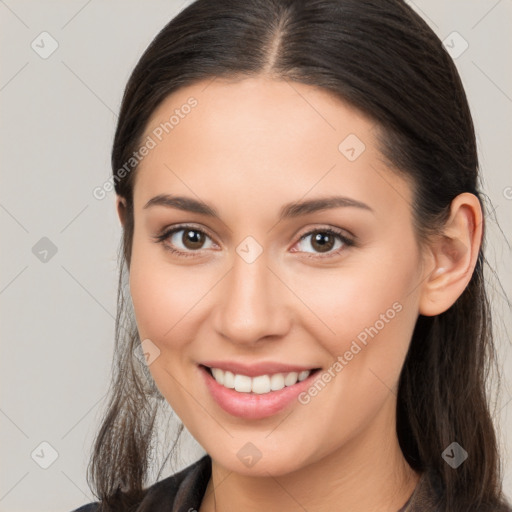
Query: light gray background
1 1 511 511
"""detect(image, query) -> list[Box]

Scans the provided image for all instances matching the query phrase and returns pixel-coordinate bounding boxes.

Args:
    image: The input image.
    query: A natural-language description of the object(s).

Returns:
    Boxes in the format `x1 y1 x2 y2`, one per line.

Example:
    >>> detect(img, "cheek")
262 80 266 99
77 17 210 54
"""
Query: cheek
287 271 418 450
128 245 221 370
286 241 421 410
287 254 419 355
129 233 197 340
128 248 207 415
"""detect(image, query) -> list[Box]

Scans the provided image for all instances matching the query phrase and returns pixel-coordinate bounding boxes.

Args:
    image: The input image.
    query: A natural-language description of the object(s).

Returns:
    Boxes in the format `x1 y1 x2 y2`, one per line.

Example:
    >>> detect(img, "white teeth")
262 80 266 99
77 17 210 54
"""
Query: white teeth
270 373 285 391
211 367 223 383
208 367 312 394
298 370 310 381
223 370 235 388
251 375 270 394
234 374 252 393
284 371 298 386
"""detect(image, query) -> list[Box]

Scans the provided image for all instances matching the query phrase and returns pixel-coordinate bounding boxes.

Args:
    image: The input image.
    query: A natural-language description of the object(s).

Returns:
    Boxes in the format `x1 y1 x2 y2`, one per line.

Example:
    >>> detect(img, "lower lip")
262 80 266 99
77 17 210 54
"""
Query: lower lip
199 365 320 420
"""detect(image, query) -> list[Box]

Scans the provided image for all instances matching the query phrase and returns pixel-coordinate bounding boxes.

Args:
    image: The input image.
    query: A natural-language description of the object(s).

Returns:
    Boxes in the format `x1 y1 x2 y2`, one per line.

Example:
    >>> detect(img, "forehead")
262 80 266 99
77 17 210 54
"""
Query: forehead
141 75 374 153
133 76 412 220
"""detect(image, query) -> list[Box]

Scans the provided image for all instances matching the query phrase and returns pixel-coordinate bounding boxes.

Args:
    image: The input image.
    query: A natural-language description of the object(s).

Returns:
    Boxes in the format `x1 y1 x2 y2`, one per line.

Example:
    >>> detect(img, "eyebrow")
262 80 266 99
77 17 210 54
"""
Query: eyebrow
143 194 374 220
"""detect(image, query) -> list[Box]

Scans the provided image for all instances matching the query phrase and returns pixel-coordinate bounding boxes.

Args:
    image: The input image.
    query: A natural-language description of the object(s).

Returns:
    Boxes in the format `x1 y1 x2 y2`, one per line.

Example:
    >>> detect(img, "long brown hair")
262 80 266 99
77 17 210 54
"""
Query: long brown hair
87 1 511 510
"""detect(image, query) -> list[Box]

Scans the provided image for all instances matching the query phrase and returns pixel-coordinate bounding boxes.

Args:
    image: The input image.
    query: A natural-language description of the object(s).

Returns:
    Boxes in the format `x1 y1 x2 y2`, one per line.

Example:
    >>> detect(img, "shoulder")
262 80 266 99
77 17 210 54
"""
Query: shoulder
70 454 211 512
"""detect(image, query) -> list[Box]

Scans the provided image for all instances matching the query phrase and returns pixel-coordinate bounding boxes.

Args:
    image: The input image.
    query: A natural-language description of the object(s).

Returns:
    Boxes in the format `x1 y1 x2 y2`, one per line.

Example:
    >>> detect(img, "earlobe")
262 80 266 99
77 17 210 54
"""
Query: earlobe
116 195 127 228
419 192 483 316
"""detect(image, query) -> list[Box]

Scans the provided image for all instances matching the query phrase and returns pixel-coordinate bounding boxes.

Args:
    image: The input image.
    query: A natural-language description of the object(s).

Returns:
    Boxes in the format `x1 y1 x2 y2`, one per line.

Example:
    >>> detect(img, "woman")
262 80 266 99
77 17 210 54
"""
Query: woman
73 0 512 510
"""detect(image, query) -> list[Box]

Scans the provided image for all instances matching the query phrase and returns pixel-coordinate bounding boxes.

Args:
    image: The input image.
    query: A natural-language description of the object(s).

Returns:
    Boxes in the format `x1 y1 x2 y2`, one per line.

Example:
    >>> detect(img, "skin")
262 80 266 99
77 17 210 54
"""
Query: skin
116 76 482 512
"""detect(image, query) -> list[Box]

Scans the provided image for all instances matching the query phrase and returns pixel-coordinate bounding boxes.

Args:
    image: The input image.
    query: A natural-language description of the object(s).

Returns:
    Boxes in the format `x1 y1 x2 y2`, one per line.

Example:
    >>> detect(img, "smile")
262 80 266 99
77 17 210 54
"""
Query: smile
207 366 312 394
199 364 322 419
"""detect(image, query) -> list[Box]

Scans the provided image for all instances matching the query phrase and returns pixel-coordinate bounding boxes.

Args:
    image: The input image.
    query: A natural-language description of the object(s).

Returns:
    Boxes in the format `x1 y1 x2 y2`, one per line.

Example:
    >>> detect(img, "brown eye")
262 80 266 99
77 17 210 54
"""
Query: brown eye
181 229 206 250
310 232 336 253
155 225 216 256
294 228 353 257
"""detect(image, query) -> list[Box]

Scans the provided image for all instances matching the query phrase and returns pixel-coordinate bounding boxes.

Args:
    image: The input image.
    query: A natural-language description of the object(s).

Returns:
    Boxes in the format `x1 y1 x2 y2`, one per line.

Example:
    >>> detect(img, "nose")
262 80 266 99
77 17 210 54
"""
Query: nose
211 249 291 346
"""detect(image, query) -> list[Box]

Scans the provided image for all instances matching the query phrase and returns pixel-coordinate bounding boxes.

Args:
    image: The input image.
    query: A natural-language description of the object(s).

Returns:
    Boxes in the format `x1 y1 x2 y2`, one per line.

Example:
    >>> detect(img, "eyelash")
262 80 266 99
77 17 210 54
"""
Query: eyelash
153 224 355 259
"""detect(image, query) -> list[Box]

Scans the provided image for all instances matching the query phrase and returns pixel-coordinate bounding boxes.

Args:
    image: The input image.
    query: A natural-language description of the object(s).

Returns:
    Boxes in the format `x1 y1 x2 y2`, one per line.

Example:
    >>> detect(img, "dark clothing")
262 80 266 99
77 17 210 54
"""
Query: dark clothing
72 455 211 512
71 454 510 512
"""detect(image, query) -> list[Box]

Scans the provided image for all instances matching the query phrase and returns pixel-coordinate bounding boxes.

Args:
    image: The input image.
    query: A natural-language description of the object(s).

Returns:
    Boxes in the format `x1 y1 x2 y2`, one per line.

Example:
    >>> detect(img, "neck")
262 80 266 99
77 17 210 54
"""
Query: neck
199 403 421 512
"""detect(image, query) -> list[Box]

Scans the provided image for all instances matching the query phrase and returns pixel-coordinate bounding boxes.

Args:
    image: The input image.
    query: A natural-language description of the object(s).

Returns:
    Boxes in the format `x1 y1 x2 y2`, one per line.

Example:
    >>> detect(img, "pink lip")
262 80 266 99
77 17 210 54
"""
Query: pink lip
199 364 320 420
200 360 317 377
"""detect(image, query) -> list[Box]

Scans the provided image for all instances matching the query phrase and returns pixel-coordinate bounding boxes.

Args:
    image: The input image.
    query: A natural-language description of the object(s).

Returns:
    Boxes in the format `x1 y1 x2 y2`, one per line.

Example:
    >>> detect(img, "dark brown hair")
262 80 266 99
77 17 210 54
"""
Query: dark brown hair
87 1 511 510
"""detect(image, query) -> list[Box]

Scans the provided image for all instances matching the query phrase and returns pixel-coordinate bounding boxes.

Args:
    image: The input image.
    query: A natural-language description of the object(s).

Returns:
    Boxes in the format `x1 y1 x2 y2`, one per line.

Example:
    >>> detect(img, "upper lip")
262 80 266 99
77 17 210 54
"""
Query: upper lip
200 360 319 377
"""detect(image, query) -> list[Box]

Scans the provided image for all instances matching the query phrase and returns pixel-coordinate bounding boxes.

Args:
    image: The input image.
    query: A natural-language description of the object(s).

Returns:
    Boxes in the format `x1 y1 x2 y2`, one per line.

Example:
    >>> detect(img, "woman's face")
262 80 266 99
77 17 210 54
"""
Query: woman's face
125 76 428 476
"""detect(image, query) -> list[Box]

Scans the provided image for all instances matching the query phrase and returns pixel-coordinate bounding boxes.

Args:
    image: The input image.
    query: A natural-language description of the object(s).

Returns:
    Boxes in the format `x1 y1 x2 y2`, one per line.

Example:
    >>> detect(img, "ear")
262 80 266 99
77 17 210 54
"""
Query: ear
116 195 127 228
419 192 483 316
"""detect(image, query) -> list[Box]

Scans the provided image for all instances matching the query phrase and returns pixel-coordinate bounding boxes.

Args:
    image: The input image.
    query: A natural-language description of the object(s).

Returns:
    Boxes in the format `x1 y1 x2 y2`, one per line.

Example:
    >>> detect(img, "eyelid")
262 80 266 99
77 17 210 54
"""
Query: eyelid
155 223 217 242
293 224 355 244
